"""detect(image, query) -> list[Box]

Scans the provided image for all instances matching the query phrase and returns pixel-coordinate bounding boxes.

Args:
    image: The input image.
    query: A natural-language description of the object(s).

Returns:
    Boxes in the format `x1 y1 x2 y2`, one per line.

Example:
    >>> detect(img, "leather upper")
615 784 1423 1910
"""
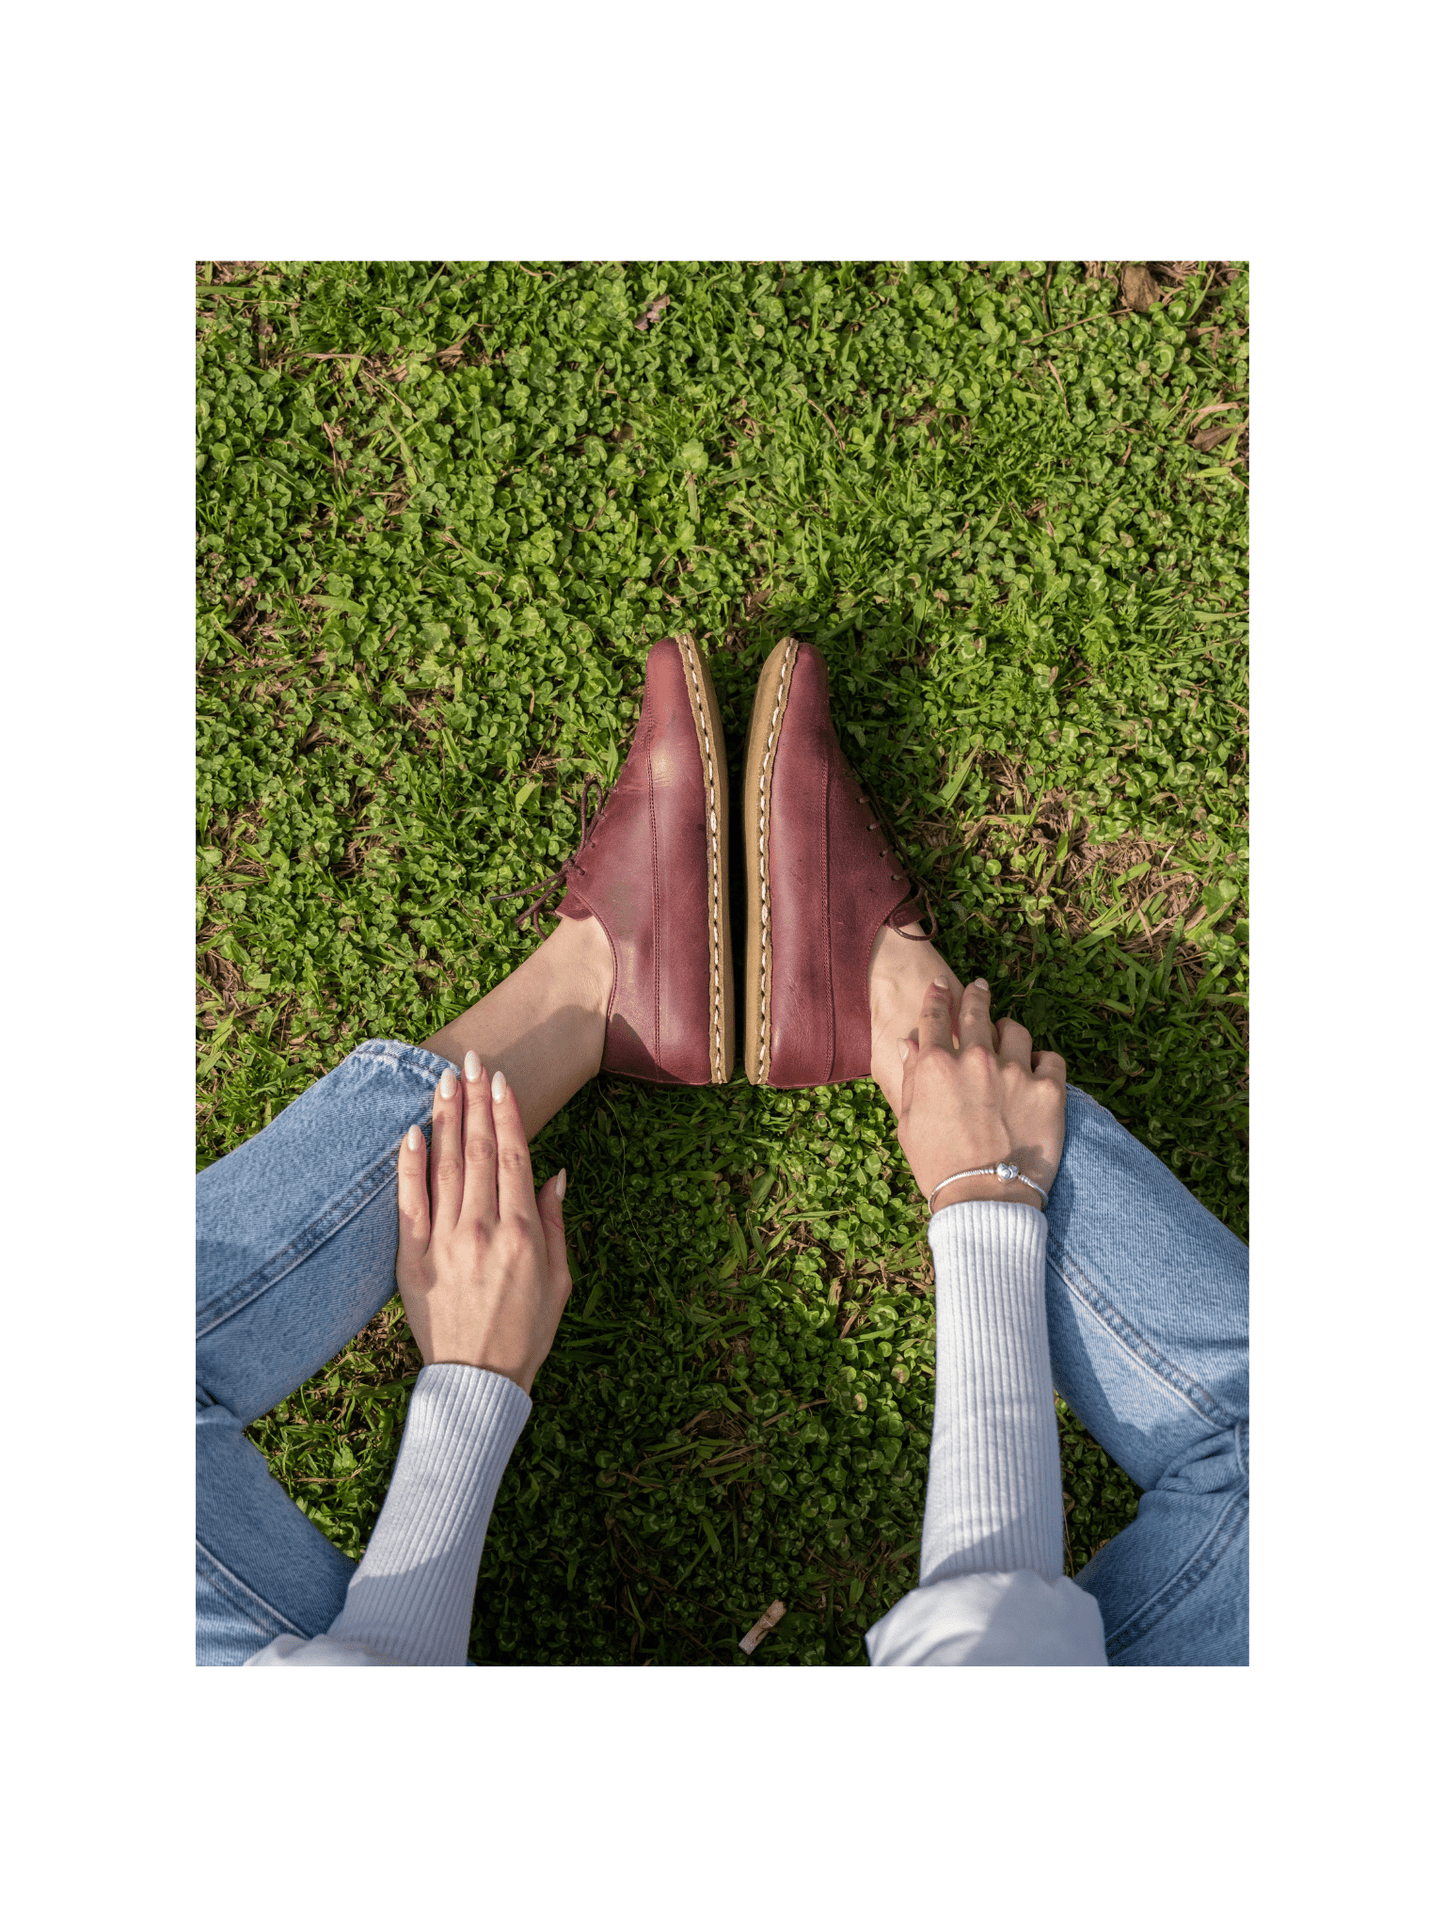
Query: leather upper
556 640 715 1084
765 644 921 1086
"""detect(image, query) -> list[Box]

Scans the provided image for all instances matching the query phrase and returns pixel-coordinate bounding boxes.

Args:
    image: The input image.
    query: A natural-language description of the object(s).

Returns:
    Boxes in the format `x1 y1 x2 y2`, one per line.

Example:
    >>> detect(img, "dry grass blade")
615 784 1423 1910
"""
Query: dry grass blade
919 752 1246 991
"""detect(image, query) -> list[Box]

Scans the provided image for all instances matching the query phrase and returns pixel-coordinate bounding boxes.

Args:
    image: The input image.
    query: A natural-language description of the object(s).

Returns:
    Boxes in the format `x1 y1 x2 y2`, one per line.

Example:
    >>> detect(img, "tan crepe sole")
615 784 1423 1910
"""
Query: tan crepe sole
675 635 735 1083
741 636 801 1085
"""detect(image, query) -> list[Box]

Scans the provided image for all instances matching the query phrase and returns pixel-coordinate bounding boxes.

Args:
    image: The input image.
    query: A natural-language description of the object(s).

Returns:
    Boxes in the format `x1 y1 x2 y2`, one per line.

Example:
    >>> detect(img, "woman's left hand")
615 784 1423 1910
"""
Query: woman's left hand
895 978 1067 1211
395 1054 571 1393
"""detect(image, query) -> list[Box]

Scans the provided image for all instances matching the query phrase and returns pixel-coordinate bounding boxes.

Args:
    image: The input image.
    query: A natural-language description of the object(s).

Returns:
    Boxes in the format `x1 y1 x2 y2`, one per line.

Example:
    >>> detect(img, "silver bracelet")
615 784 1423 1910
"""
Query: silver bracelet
927 1161 1050 1212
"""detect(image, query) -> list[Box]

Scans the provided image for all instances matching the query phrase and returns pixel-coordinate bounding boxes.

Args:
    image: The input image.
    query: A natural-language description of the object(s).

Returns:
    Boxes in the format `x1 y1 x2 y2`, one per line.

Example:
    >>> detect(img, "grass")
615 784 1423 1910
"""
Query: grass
198 259 1248 1664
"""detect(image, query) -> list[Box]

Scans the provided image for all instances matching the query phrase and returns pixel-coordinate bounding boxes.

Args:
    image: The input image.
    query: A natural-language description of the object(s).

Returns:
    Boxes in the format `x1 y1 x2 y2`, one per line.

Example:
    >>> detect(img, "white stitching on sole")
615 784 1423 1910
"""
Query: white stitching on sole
755 639 797 1084
679 638 724 1083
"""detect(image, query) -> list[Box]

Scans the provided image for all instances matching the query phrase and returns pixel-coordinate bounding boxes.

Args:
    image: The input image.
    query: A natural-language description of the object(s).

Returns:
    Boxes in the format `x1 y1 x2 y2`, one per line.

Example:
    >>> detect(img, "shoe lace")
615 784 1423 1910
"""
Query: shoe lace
487 778 605 939
854 772 939 943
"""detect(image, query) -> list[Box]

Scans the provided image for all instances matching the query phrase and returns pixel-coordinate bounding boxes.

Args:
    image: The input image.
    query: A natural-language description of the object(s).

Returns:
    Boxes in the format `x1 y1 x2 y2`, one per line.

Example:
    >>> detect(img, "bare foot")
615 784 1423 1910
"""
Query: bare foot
421 912 614 1138
867 924 968 1116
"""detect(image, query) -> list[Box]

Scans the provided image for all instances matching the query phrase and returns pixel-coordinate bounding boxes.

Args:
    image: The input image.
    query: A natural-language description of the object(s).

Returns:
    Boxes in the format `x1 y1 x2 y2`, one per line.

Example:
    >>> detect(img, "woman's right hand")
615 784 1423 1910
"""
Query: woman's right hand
395 1053 571 1393
895 978 1067 1212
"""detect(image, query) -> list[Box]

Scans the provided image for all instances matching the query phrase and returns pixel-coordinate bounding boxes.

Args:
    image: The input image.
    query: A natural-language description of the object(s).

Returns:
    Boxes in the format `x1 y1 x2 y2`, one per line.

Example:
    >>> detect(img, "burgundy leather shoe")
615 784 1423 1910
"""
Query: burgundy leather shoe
742 637 926 1088
512 636 733 1085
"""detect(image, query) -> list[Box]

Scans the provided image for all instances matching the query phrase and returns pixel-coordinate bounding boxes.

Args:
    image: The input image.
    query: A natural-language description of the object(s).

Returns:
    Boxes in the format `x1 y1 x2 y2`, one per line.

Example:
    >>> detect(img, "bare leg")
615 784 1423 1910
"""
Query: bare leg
868 923 971 1115
420 913 613 1140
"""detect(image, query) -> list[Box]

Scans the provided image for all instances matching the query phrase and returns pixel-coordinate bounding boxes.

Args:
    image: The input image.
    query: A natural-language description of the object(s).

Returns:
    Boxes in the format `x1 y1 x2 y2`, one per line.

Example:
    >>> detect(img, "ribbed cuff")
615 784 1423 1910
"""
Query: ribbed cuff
325 1364 531 1665
921 1201 1064 1585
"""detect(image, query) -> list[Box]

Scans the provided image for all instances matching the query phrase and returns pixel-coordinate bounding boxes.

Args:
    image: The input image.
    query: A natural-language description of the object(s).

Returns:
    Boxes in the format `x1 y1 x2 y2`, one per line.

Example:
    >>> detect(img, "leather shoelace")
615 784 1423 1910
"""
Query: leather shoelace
487 778 605 938
854 773 939 943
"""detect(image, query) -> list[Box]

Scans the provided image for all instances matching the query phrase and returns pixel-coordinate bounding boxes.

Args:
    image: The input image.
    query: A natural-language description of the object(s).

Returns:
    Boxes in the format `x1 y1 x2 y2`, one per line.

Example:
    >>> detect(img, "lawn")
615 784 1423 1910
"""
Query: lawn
197 259 1248 1664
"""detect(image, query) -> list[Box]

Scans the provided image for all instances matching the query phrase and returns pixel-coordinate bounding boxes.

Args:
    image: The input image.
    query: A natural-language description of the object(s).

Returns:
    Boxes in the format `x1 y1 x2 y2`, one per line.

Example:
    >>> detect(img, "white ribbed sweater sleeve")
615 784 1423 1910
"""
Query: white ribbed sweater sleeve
866 1201 1107 1666
919 1200 1064 1583
245 1364 531 1668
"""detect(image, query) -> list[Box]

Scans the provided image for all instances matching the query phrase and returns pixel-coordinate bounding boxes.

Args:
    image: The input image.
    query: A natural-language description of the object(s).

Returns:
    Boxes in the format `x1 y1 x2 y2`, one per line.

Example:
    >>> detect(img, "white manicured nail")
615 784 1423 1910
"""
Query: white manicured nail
406 1125 423 1151
555 1167 567 1202
464 1050 482 1082
492 1068 507 1103
439 1068 457 1099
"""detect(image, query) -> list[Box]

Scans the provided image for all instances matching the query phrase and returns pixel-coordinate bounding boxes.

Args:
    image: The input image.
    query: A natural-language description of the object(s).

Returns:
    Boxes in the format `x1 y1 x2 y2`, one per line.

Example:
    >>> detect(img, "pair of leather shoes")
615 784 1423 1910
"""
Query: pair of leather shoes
506 636 925 1089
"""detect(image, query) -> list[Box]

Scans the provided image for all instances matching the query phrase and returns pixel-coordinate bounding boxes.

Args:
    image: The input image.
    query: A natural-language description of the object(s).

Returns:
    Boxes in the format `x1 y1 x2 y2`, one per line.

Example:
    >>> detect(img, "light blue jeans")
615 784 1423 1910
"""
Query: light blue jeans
196 1044 1248 1665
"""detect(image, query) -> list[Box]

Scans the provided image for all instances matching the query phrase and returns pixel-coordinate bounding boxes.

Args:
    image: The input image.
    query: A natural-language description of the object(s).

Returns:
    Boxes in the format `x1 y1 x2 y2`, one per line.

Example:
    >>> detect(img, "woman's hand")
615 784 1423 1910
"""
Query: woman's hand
395 1052 571 1393
896 978 1067 1212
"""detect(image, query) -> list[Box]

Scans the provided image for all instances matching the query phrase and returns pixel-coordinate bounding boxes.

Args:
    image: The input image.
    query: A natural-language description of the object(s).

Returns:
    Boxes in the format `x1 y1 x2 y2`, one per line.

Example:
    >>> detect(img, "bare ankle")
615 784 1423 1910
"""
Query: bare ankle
868 923 953 1015
543 912 613 1021
417 911 615 1135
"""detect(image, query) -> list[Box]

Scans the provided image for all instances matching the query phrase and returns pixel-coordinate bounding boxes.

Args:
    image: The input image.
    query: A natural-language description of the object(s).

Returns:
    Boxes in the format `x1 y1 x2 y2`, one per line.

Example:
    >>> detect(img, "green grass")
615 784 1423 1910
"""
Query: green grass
198 259 1248 1664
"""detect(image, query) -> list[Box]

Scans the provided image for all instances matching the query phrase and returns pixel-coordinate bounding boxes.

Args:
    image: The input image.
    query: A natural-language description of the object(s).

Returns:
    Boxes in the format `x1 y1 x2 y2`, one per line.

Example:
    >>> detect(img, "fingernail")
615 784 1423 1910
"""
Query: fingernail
406 1124 423 1151
439 1068 457 1098
932 977 951 990
555 1167 567 1202
972 977 989 989
464 1050 482 1082
898 1039 910 1064
491 1068 507 1103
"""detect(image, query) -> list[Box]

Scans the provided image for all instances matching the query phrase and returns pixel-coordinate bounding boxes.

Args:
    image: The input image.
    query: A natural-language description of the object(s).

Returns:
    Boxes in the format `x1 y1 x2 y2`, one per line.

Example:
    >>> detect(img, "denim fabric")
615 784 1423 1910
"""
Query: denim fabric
196 1038 456 1666
197 1046 1247 1667
1046 1086 1249 1665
